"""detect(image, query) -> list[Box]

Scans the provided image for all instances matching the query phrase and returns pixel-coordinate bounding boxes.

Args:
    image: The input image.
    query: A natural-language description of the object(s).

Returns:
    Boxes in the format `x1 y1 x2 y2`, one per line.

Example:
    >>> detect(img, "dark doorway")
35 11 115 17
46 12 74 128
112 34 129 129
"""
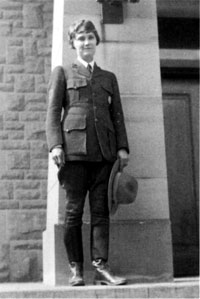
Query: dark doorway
158 17 199 49
162 78 199 277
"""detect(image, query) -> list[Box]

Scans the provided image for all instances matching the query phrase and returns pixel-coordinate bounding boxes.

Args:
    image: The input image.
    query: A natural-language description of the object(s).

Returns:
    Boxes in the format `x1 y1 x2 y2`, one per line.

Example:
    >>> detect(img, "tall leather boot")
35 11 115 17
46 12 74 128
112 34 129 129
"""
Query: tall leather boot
64 226 85 286
64 226 84 263
91 224 109 263
69 262 85 286
92 259 127 286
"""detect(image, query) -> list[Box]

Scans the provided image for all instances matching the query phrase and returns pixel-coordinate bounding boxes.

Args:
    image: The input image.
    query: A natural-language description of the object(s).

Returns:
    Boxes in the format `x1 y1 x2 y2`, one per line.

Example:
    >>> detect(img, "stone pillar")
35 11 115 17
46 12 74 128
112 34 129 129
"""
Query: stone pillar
42 0 68 285
43 0 173 285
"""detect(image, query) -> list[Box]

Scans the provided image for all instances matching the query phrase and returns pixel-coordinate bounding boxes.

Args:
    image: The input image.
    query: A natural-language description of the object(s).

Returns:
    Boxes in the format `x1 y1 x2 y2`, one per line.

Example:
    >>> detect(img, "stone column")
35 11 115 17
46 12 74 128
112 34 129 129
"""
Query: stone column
43 0 173 285
42 0 69 285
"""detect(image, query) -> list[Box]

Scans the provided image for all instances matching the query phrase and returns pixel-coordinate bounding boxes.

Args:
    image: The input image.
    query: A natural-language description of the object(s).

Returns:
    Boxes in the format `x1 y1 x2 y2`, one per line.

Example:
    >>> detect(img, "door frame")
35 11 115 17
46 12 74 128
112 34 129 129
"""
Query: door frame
161 70 199 207
161 65 199 277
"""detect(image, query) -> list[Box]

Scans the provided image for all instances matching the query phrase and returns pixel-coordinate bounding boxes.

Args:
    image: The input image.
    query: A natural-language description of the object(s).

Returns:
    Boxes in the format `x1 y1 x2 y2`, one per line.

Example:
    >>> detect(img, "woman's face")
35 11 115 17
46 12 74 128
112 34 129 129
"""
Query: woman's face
73 30 97 63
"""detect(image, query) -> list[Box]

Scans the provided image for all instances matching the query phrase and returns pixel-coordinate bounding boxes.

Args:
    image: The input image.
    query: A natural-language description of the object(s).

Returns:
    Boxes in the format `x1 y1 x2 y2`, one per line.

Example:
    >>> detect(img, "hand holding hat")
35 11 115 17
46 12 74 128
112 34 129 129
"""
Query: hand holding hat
108 159 138 215
117 148 129 171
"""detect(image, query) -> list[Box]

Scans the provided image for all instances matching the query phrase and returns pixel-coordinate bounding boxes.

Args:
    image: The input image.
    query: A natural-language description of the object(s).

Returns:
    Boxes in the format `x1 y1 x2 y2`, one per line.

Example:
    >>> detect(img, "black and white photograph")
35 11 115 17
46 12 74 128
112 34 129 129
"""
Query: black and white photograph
0 0 199 298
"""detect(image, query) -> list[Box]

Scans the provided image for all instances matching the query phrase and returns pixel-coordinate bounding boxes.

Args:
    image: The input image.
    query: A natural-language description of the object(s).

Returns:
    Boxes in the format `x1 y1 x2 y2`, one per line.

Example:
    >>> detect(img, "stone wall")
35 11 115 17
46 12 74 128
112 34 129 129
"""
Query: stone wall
0 0 53 282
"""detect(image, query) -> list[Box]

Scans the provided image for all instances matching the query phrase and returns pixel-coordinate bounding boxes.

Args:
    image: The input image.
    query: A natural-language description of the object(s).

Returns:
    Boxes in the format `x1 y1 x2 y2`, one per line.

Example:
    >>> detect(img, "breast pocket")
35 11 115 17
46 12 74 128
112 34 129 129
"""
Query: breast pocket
67 78 88 104
63 114 87 156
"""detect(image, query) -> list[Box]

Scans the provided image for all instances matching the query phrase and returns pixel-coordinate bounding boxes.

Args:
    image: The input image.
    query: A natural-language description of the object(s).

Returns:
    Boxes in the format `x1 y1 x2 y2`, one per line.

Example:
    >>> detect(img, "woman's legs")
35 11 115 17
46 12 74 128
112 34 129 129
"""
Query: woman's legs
63 162 88 263
62 162 88 285
88 162 112 262
89 162 127 285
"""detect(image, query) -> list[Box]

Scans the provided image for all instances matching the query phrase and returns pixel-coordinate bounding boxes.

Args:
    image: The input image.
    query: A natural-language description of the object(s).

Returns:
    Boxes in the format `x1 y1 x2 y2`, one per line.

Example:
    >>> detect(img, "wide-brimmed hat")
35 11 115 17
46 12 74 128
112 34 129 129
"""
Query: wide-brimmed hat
108 159 138 215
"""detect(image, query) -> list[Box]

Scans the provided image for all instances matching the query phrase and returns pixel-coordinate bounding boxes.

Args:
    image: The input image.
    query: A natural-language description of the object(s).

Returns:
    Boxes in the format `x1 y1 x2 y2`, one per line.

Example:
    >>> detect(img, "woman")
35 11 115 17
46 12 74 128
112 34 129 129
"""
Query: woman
46 20 129 286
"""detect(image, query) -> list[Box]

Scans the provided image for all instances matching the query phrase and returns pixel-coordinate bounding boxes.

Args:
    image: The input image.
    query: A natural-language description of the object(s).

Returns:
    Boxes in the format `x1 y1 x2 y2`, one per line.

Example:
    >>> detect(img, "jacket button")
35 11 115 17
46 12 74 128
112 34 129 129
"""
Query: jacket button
95 118 98 122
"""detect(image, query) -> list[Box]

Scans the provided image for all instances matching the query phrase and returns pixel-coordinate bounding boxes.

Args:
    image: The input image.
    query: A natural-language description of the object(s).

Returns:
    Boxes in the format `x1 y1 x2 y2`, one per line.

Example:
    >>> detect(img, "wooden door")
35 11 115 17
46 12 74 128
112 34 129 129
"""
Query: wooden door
162 79 199 277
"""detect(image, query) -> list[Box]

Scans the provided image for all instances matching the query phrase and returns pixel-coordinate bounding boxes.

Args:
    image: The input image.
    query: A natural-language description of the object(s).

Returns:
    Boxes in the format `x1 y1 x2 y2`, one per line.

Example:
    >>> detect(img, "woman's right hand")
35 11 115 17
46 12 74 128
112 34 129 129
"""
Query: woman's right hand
51 147 65 167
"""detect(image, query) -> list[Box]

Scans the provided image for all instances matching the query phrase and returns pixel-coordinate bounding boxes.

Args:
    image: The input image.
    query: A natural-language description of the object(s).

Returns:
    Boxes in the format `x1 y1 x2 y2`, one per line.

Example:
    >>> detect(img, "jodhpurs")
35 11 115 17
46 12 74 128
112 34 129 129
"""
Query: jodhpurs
61 161 113 263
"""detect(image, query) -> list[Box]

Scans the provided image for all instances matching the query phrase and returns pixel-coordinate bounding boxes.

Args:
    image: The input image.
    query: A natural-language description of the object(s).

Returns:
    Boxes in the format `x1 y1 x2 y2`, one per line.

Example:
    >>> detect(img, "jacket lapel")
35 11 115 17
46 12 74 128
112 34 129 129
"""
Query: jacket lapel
72 60 103 79
72 59 90 78
92 63 102 78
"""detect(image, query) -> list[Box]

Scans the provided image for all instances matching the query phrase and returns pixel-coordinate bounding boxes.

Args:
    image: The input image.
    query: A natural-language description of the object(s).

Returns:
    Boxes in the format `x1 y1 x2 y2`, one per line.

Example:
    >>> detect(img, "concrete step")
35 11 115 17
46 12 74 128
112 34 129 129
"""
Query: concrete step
0 278 199 298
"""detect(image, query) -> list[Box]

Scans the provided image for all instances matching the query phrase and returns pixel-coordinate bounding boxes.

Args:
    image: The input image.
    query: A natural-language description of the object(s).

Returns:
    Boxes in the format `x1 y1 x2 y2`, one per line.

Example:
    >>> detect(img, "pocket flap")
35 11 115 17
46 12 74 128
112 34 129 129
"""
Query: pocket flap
101 81 113 95
67 78 87 89
64 114 86 132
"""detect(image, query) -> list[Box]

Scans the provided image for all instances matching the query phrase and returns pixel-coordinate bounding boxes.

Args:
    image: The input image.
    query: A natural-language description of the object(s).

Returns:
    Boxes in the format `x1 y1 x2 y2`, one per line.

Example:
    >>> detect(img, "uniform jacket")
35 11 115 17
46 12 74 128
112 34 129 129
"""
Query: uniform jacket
46 60 129 162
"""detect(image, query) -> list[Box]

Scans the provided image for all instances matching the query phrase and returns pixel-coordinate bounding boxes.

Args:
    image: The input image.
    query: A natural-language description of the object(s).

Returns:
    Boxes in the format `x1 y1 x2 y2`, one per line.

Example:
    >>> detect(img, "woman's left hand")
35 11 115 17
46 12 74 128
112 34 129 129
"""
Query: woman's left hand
117 149 129 171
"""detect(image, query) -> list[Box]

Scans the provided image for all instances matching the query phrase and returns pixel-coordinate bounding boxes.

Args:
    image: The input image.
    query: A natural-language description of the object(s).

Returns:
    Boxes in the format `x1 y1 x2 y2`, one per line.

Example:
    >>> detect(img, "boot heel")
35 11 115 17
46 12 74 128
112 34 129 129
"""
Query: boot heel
94 280 108 285
92 259 127 286
69 262 85 286
93 280 103 285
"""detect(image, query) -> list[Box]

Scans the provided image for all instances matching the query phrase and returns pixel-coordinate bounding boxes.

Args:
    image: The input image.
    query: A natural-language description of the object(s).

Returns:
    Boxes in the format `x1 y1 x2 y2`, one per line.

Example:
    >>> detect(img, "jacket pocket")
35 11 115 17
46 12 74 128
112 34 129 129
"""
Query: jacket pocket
63 114 87 155
100 81 113 95
67 78 88 103
67 78 87 89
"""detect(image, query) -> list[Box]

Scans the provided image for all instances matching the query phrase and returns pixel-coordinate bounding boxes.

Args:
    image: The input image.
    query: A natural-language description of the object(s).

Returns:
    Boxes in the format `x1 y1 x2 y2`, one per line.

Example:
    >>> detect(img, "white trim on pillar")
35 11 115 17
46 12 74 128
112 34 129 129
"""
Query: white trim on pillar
43 0 65 285
52 0 64 69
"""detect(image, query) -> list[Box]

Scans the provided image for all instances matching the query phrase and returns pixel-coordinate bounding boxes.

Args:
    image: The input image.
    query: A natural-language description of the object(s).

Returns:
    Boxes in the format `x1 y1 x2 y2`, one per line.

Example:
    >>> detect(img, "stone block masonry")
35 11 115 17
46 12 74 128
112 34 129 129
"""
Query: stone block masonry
0 0 53 282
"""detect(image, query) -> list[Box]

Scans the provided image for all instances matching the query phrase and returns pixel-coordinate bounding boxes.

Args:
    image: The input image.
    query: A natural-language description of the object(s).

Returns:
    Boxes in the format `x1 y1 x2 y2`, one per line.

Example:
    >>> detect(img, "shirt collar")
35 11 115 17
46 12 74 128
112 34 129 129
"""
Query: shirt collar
77 56 95 71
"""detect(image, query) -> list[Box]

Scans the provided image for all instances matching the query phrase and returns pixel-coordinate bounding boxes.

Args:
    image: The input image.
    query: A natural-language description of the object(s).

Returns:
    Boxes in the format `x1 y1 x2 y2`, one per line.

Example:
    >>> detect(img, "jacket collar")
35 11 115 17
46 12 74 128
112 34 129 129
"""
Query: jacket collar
77 56 95 71
72 59 102 78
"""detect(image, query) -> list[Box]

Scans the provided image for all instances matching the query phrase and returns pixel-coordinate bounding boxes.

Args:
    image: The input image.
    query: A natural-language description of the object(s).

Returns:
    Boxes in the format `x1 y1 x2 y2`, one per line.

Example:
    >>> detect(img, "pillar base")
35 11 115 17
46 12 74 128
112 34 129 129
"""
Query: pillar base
43 225 69 285
43 220 173 285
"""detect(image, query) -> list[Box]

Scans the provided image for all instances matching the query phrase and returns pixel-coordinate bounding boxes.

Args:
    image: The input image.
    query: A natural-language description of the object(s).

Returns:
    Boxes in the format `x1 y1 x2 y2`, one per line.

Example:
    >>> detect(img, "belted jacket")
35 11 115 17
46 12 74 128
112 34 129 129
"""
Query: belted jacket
46 60 129 162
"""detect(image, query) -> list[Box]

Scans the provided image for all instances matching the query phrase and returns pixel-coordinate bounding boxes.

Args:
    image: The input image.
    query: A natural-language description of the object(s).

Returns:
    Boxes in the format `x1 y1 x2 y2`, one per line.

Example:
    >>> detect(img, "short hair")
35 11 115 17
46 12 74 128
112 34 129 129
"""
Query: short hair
68 20 100 49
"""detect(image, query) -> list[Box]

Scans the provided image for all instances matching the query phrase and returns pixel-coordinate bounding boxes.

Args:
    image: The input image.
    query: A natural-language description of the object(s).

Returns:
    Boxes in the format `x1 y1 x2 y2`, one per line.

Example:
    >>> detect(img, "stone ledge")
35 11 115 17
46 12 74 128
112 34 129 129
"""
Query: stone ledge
0 279 199 298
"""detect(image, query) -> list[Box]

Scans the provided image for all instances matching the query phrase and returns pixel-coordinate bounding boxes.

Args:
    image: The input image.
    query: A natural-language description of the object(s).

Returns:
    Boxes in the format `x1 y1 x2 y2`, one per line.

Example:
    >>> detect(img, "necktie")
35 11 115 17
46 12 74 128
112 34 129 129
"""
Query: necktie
87 64 92 74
